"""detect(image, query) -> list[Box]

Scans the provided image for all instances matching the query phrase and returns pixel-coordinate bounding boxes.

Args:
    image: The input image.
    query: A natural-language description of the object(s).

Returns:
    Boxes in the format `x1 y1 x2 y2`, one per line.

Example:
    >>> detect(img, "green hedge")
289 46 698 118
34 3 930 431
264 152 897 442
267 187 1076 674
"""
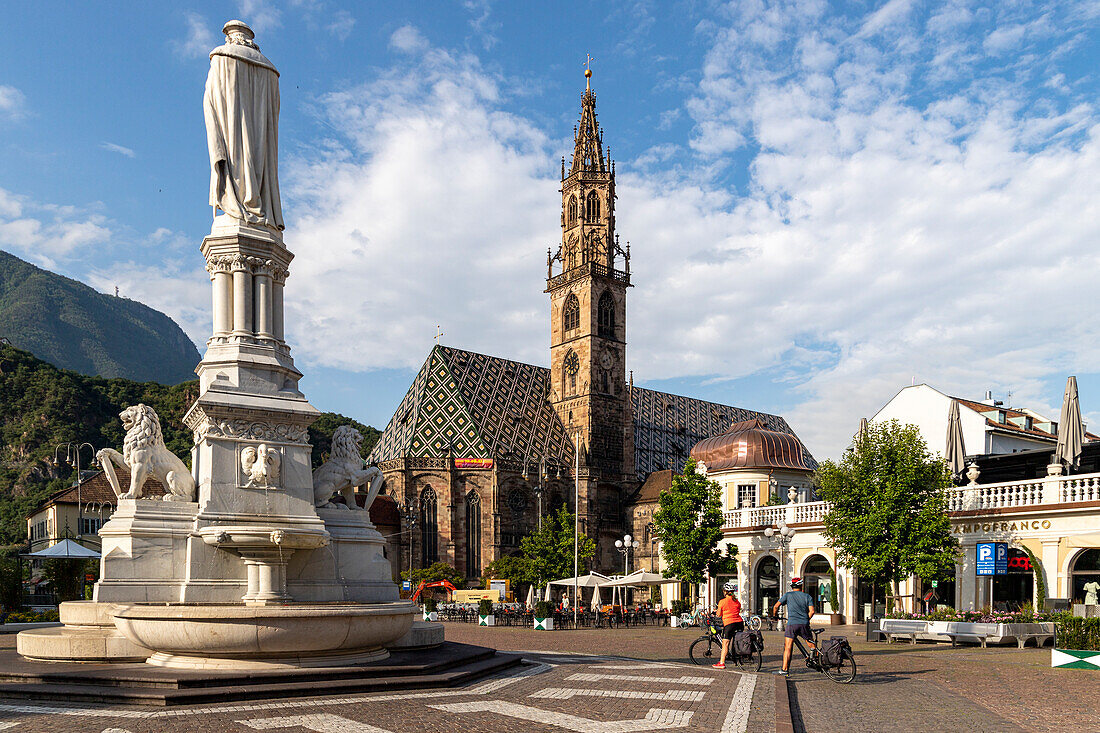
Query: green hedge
670 599 690 615
478 599 494 615
535 600 553 618
1056 616 1100 651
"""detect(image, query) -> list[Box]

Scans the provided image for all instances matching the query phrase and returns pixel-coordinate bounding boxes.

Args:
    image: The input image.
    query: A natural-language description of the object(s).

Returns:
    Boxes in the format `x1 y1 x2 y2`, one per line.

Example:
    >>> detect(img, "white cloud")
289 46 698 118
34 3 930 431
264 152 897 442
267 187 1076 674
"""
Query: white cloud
173 12 216 59
389 25 429 55
0 85 26 121
326 9 355 41
87 259 209 347
0 188 111 268
100 142 135 158
236 0 282 35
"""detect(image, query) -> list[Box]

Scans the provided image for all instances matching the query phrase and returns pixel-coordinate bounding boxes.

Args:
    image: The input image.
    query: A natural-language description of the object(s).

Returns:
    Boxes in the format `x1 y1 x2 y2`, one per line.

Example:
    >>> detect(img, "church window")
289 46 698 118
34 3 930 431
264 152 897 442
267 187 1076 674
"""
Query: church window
465 491 481 578
567 196 578 225
586 191 600 221
563 350 579 395
420 486 438 565
563 294 580 332
597 291 615 337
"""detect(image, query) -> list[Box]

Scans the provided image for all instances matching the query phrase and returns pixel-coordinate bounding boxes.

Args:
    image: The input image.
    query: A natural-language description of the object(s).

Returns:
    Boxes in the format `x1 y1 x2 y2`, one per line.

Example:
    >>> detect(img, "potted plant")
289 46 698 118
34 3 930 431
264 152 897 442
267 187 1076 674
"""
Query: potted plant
422 596 438 622
478 598 495 627
1052 615 1100 669
534 600 554 630
827 568 843 624
670 599 688 628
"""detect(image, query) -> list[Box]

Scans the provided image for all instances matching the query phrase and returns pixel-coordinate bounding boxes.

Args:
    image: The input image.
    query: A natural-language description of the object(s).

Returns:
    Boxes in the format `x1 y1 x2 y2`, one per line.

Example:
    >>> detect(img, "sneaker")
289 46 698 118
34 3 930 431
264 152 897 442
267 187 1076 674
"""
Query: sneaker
711 663 725 669
774 669 789 676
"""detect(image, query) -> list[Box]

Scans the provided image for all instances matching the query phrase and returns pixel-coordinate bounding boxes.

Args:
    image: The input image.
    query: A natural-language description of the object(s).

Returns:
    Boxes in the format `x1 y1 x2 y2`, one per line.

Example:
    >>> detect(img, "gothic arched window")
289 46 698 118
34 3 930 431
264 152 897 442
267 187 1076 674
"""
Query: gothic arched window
586 191 601 222
598 291 615 337
567 196 578 225
563 349 579 395
565 236 578 270
465 491 481 578
563 293 580 333
420 486 438 565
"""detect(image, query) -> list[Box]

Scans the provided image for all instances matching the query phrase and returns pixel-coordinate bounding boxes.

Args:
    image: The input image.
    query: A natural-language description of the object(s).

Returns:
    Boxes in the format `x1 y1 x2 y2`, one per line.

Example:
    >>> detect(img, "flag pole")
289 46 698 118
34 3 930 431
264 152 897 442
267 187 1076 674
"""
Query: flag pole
573 431 579 629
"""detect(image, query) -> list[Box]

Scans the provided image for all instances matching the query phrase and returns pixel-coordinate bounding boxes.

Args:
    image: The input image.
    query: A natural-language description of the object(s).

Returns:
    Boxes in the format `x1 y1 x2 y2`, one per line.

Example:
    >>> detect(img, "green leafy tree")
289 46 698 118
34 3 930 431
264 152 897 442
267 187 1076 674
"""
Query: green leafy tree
518 505 595 587
816 420 960 610
653 459 723 601
43 558 91 602
482 554 534 588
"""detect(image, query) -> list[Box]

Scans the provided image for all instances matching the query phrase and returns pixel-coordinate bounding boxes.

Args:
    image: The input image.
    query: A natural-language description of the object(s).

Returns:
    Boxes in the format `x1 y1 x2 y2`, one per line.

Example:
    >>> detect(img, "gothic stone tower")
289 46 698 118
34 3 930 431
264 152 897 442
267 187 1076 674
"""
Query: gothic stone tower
546 69 635 567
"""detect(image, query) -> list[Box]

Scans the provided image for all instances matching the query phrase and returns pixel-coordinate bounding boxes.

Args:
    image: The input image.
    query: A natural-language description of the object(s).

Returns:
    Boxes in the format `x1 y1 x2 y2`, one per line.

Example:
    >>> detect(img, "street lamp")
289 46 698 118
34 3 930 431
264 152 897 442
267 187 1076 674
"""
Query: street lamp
614 533 640 575
523 455 554 532
396 499 419 592
764 521 795 619
54 442 96 540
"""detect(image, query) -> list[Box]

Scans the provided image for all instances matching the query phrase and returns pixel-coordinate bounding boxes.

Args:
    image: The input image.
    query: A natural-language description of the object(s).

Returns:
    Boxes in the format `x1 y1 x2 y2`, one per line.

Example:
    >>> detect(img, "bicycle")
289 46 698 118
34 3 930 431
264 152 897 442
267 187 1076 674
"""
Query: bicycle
688 613 762 672
789 626 857 684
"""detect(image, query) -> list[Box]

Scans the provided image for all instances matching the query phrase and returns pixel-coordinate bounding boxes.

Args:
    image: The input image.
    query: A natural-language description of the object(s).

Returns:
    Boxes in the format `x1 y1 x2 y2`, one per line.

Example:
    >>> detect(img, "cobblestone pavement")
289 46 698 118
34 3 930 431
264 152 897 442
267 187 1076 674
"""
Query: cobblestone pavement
0 642 770 733
1 624 1097 732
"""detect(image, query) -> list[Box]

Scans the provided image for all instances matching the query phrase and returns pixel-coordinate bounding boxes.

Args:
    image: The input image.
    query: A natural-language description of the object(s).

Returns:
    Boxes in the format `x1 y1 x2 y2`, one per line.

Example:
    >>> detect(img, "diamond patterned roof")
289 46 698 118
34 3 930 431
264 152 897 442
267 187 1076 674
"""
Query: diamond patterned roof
368 346 815 480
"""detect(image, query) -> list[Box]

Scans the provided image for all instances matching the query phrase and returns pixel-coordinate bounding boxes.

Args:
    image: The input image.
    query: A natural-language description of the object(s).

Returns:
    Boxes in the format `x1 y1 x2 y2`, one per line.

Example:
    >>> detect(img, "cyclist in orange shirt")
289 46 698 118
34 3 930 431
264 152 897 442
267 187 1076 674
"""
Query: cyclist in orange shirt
712 580 743 669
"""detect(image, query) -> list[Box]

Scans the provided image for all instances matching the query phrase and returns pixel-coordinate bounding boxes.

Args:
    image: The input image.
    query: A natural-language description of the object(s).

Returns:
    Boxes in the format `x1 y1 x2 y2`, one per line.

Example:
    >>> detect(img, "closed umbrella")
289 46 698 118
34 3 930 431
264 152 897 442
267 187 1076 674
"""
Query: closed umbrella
525 584 535 610
544 581 552 602
945 399 966 480
856 417 869 446
1056 376 1085 472
590 585 602 610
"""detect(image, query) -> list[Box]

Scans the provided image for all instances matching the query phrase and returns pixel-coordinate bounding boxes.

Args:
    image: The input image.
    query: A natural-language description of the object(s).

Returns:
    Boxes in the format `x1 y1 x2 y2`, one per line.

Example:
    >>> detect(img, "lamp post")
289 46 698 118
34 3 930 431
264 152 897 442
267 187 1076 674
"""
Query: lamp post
53 442 96 541
764 521 795 620
614 534 639 575
397 499 419 593
645 521 657 573
523 455 555 532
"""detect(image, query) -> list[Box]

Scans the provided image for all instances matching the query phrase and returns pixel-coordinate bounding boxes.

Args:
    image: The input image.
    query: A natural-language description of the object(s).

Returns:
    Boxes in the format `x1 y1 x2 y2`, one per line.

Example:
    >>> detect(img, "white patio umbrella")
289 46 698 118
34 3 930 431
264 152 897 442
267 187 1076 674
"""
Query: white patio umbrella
549 572 611 588
1056 376 1085 472
22 539 100 559
590 585 603 610
945 399 967 480
525 584 535 609
603 570 681 586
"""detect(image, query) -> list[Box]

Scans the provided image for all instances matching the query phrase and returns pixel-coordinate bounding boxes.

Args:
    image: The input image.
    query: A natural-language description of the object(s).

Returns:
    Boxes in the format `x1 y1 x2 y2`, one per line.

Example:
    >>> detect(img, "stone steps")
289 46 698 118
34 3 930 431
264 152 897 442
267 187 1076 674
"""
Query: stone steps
0 642 521 706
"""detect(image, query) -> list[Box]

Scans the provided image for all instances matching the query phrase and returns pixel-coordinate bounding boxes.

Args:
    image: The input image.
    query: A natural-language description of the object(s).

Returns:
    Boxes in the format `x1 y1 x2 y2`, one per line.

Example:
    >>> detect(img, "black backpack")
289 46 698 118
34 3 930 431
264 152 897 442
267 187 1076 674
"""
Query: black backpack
821 636 850 667
733 631 755 656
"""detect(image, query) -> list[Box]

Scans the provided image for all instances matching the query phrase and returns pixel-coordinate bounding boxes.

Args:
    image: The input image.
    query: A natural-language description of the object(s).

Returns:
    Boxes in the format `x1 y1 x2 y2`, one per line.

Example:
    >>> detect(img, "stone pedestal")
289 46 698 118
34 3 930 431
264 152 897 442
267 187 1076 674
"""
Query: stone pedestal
94 500 200 603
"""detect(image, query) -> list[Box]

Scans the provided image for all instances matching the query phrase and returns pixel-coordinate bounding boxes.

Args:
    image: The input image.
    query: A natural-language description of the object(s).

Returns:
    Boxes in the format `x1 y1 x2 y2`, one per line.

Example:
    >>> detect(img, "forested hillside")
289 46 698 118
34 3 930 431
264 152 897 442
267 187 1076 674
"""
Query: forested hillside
0 249 201 384
0 343 380 545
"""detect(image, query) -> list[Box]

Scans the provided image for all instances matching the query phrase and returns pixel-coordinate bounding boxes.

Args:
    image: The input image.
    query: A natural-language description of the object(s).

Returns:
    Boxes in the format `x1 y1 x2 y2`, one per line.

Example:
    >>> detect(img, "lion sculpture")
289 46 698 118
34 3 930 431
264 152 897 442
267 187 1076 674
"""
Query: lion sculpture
312 425 383 510
97 404 196 502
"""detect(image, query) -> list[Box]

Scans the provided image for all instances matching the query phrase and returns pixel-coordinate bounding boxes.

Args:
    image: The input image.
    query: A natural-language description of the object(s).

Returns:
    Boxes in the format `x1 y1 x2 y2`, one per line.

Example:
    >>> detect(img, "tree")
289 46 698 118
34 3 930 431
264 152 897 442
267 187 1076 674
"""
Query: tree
517 505 595 587
816 419 960 610
653 459 723 601
482 554 534 588
43 558 90 602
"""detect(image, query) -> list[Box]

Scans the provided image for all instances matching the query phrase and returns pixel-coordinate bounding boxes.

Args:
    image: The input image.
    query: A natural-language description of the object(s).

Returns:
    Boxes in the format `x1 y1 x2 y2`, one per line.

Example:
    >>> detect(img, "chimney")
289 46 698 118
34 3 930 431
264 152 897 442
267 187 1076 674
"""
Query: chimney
982 390 995 406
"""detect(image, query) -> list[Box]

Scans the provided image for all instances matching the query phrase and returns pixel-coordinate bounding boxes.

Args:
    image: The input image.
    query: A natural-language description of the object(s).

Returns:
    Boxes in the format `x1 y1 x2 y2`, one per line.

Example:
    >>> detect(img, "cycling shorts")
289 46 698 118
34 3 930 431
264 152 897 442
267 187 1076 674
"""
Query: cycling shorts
722 621 744 640
785 622 812 641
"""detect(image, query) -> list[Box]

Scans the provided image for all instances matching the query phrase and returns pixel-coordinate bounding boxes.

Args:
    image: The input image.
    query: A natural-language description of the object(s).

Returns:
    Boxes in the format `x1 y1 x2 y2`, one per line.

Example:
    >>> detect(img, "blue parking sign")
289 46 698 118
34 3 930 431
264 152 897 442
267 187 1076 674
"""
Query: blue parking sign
402 580 411 590
976 542 1008 575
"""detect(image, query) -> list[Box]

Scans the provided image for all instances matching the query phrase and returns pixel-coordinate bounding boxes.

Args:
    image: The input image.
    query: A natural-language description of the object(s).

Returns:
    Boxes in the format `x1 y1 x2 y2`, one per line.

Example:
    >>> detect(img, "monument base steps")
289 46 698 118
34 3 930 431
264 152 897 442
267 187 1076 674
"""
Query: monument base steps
0 641 518 706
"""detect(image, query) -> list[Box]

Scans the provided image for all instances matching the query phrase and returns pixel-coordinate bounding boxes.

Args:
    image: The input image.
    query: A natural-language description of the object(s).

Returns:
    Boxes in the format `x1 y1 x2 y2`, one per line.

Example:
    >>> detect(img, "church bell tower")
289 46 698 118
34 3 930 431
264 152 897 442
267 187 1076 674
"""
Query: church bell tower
546 66 634 488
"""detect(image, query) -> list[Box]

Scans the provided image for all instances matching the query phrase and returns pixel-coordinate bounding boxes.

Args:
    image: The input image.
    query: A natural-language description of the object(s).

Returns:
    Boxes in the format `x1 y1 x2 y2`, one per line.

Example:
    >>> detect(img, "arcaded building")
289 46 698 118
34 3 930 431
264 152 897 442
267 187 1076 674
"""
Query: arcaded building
368 75 810 583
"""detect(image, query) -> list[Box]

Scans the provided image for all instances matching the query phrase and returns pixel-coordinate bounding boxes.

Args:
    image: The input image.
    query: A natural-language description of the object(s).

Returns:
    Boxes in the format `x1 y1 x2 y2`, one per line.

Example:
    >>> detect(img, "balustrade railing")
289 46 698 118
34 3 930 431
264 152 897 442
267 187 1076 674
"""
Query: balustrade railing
721 471 1100 529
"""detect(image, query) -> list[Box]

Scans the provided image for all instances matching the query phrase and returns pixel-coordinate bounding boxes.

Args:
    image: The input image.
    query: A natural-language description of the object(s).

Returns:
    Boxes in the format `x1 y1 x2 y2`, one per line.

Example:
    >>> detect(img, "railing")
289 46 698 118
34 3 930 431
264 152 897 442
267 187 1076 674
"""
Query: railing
546 261 630 290
721 470 1100 530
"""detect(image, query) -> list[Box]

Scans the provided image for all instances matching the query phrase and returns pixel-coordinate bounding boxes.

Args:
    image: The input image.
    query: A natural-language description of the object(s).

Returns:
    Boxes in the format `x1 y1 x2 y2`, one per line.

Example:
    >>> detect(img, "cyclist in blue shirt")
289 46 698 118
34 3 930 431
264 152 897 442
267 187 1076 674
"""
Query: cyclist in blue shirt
772 577 815 676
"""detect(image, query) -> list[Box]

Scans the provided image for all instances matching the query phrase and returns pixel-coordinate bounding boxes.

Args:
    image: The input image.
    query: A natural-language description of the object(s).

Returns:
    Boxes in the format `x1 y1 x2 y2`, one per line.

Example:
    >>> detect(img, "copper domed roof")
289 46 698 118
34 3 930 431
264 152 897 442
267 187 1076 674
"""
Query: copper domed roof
691 418 811 472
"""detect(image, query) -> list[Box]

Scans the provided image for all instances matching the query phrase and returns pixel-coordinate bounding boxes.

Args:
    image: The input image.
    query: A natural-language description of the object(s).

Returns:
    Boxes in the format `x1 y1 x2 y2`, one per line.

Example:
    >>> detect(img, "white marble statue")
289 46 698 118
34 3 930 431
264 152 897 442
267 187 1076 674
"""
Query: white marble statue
97 404 196 502
240 443 280 487
312 425 383 510
204 20 283 231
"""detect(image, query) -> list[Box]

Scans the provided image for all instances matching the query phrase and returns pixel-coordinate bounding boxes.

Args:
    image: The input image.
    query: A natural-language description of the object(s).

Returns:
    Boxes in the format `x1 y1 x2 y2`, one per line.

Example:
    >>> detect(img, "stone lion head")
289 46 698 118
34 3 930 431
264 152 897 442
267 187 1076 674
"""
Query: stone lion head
121 403 166 456
330 425 363 462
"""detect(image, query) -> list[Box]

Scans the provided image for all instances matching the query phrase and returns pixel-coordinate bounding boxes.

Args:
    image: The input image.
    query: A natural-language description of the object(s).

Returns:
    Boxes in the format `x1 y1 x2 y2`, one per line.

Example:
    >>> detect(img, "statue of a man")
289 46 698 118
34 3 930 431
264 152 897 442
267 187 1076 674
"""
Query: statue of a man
203 20 283 231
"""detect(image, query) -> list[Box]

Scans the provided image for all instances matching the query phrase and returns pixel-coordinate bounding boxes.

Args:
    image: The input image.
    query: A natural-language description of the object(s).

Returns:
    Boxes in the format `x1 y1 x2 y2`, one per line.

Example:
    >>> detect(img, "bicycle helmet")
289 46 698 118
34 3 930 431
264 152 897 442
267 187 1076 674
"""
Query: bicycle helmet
790 577 803 589
723 580 736 594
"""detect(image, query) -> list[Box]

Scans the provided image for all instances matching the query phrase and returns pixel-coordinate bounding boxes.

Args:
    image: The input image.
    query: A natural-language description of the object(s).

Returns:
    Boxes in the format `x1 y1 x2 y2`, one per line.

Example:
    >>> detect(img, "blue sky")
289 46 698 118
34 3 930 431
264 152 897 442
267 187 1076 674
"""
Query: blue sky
3 1 1100 458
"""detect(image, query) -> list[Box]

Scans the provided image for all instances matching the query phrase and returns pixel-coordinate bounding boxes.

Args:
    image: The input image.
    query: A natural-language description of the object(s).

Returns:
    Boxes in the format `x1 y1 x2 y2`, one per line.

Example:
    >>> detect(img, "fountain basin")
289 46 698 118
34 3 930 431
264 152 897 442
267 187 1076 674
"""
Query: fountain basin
114 601 416 669
198 525 329 550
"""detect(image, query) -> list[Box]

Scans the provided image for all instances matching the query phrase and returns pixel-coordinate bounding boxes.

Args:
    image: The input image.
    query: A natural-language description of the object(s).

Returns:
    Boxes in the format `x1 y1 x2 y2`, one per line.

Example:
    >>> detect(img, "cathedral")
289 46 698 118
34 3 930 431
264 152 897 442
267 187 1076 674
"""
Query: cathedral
368 72 811 581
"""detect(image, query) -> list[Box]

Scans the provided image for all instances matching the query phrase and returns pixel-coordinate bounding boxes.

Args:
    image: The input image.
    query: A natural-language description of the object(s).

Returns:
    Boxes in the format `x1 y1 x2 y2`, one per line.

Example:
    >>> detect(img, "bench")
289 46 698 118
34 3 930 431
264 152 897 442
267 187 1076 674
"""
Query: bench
880 619 927 645
945 631 990 648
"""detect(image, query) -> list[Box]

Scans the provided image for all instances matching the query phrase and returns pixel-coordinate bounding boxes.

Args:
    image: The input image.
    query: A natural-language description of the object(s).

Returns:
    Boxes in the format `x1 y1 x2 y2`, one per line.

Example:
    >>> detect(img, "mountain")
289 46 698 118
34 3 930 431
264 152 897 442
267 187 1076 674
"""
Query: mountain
0 249 200 384
0 343 380 546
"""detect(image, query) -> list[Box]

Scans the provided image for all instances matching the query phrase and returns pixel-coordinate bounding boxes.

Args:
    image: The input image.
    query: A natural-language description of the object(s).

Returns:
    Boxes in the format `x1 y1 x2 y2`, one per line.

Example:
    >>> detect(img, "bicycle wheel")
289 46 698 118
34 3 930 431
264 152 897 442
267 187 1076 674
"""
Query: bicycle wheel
689 635 719 665
734 647 762 672
822 649 857 683
747 615 761 631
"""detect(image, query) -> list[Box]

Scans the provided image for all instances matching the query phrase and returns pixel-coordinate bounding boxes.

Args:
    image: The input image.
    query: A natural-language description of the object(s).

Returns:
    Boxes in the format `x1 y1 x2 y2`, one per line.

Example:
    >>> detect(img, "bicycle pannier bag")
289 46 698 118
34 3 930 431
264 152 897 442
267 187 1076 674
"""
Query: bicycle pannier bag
734 631 754 656
822 636 847 667
751 629 764 651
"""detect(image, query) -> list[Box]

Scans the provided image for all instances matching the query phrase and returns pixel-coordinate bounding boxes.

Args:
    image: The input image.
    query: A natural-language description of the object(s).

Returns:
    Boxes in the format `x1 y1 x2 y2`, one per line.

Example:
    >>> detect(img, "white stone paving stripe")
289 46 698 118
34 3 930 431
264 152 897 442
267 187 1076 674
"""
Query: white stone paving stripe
0 662 553 720
721 673 757 733
565 672 715 686
239 713 394 733
430 701 694 732
530 687 707 702
594 663 684 669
